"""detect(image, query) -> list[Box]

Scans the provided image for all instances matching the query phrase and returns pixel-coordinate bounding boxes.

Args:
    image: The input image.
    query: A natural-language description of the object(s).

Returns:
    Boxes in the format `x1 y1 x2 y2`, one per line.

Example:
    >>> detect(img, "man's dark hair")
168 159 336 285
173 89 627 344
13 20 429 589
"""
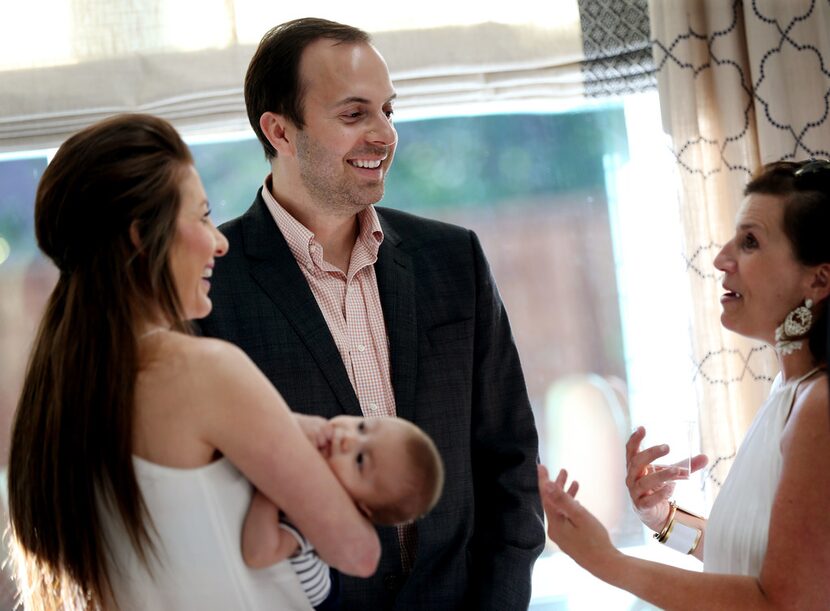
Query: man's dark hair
244 17 371 159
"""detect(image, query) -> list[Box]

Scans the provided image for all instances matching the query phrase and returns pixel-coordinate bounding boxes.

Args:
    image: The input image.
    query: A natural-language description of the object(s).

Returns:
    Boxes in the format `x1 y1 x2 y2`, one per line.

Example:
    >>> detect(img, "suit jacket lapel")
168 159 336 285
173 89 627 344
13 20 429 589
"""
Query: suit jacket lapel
240 192 362 416
376 209 418 423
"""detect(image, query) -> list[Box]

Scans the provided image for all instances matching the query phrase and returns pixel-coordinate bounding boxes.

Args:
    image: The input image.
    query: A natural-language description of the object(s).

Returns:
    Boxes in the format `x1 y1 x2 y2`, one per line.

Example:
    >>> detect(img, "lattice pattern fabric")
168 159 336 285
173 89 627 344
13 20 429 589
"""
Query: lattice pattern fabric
579 0 656 96
649 0 830 505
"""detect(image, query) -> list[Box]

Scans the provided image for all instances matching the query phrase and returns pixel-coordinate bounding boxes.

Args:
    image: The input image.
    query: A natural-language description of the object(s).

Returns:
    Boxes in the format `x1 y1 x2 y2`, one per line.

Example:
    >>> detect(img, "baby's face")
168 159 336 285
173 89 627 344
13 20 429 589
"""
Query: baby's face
324 415 410 513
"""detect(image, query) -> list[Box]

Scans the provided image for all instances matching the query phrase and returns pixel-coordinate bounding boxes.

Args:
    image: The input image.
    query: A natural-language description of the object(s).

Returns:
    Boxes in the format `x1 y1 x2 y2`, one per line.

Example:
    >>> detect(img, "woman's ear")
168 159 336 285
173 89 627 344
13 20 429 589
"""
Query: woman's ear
259 112 294 157
129 220 142 250
809 263 830 304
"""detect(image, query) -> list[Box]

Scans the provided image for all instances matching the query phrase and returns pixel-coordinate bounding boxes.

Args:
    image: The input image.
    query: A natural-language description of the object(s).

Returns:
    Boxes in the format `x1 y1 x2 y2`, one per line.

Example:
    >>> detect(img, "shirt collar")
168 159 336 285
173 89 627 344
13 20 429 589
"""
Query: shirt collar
260 175 384 270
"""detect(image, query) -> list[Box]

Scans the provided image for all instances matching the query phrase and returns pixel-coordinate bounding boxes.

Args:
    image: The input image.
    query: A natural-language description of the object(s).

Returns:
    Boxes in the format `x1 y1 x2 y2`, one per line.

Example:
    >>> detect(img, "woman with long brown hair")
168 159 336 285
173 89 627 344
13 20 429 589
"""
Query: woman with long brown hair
7 113 379 610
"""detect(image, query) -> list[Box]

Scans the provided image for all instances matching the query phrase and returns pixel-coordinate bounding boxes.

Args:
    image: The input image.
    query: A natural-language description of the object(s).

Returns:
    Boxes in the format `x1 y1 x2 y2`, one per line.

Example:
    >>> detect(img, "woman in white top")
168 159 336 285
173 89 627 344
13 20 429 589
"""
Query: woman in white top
7 113 380 610
539 159 830 609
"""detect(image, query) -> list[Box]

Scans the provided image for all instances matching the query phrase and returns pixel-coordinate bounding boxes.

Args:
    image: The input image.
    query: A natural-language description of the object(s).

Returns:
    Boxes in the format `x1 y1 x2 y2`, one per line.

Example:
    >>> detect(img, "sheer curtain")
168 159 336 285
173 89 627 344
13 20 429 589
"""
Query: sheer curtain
648 0 830 502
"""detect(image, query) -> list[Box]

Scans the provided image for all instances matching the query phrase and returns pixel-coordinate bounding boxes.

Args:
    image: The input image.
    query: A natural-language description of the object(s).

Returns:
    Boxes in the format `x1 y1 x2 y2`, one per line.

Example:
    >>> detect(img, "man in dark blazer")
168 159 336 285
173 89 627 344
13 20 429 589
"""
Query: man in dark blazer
199 17 544 610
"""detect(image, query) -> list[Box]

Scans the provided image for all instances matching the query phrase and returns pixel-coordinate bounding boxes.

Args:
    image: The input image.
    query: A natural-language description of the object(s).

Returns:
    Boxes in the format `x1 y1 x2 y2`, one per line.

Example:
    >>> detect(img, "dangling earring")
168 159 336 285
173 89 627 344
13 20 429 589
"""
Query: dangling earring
775 298 814 355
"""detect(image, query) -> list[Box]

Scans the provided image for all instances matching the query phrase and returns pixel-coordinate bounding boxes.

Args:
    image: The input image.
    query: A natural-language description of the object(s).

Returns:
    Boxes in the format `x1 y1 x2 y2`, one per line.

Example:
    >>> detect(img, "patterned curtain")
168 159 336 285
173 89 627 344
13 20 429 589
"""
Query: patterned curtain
648 0 830 503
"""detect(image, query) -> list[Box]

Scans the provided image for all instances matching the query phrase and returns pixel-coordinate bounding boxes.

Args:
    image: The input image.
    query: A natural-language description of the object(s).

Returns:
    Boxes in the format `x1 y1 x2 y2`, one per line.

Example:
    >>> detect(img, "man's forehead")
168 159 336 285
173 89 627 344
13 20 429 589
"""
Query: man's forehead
300 40 393 96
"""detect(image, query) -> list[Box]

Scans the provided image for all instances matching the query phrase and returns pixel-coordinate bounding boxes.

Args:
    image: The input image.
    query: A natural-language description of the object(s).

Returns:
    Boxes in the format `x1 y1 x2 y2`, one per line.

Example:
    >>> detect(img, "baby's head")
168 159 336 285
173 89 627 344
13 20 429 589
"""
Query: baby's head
324 415 444 526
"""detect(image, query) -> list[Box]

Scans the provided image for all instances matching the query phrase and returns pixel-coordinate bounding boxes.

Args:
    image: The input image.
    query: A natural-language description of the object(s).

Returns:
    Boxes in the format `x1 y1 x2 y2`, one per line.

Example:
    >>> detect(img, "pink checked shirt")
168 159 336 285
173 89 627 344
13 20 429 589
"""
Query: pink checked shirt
262 178 416 572
261 179 396 421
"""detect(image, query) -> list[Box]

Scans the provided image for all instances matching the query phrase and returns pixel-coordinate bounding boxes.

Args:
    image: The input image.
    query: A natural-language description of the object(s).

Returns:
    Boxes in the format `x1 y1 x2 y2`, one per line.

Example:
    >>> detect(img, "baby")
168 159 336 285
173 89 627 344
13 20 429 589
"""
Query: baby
242 415 445 608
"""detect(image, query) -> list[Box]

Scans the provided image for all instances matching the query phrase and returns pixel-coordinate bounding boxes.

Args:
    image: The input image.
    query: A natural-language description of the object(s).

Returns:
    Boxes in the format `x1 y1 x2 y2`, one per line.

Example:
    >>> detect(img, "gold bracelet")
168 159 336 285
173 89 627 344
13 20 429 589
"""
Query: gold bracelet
653 500 678 543
654 500 703 554
687 527 703 555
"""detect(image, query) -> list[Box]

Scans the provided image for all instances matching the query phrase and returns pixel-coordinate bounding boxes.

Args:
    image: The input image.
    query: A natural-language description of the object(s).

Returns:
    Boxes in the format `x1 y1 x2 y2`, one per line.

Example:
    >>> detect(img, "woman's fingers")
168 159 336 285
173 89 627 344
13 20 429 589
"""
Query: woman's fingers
625 444 671 488
624 426 646 465
690 453 709 474
547 477 584 523
642 464 686 488
567 479 579 497
537 464 582 519
635 484 672 508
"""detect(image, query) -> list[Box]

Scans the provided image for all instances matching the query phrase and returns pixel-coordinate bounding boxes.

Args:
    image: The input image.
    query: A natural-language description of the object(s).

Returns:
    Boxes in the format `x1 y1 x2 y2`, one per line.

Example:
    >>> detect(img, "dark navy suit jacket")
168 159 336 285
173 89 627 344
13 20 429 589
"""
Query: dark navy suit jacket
199 189 544 610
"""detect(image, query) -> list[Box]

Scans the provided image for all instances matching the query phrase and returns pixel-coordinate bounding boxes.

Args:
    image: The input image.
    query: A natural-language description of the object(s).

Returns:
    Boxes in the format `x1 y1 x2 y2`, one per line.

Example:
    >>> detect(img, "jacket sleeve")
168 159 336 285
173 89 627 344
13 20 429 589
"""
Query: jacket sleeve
465 230 546 610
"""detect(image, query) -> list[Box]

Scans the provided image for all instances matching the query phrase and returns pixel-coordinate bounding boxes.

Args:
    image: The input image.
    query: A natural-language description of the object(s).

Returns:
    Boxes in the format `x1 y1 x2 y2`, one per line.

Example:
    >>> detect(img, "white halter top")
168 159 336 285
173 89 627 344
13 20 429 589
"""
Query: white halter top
101 457 312 610
703 368 821 575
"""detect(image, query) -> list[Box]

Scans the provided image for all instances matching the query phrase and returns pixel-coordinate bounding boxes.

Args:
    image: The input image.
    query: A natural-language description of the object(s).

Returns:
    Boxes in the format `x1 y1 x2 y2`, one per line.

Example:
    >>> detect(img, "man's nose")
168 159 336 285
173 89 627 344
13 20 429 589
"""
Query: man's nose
367 114 396 147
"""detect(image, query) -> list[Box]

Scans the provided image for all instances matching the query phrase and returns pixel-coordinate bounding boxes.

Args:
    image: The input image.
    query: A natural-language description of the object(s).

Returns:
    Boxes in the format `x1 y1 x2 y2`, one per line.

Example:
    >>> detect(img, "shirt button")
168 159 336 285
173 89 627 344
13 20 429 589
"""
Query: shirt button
368 403 378 413
356 344 366 352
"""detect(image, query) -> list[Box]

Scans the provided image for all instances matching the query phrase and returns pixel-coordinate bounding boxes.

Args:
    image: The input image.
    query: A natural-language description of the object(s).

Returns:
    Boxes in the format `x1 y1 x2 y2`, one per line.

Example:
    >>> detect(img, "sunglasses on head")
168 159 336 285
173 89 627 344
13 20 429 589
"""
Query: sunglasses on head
793 158 830 189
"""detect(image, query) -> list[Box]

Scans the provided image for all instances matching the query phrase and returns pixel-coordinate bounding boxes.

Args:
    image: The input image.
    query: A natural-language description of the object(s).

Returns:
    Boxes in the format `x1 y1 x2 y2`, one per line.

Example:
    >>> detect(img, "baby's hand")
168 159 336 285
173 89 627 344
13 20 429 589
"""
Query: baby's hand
293 414 329 450
316 421 337 457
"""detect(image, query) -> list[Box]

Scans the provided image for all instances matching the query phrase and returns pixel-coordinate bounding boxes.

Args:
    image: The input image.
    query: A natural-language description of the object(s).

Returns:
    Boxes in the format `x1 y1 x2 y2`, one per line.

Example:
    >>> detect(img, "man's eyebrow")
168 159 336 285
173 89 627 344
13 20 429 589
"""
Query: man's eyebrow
333 93 398 107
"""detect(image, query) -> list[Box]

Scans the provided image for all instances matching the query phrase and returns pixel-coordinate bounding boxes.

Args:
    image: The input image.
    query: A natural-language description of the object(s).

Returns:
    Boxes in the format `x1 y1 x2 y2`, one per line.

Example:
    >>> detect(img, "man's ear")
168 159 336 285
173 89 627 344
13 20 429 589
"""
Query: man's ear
259 112 294 157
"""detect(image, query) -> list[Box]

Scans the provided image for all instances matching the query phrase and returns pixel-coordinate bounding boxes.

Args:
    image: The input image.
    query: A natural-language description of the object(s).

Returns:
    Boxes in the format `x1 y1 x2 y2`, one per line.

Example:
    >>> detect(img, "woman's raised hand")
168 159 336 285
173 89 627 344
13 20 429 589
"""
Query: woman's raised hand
624 426 708 533
537 465 618 575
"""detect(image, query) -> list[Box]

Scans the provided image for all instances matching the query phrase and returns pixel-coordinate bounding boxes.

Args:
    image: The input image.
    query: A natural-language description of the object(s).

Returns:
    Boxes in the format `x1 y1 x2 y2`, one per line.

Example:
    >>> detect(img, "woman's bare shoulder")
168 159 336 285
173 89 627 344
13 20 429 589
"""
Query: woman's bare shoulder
782 369 830 458
164 332 250 368
139 331 258 394
791 370 829 427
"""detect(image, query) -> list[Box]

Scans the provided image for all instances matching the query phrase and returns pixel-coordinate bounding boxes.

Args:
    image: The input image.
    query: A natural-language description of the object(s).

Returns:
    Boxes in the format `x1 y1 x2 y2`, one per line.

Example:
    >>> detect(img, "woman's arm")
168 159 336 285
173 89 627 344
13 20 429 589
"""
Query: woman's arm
541 466 772 610
241 415 331 568
195 339 380 577
540 375 830 610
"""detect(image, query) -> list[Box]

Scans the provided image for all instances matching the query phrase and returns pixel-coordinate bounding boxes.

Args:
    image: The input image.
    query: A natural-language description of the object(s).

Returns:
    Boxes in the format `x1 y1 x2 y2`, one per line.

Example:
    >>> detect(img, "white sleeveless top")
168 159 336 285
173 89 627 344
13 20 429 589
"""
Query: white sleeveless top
101 457 312 611
703 368 819 576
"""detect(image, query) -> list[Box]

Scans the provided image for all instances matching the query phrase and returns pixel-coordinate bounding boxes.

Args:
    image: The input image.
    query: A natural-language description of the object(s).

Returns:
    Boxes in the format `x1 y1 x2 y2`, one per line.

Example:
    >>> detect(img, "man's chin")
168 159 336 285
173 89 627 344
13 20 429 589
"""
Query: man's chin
363 185 385 206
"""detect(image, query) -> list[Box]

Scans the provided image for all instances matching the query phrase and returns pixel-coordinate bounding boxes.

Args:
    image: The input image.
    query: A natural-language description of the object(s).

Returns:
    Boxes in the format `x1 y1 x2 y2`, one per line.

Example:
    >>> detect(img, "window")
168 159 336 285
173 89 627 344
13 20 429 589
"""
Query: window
0 152 51 608
0 90 699 608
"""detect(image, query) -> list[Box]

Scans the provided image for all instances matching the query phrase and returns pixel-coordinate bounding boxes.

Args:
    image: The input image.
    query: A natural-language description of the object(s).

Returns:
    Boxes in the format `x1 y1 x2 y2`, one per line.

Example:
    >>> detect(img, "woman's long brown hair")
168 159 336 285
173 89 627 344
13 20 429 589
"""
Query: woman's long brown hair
8 114 192 609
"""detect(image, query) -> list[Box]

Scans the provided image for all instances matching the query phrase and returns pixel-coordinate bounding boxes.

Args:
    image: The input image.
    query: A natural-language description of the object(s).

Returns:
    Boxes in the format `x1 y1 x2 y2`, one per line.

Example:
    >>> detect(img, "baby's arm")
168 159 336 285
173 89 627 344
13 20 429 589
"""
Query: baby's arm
241 490 299 569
